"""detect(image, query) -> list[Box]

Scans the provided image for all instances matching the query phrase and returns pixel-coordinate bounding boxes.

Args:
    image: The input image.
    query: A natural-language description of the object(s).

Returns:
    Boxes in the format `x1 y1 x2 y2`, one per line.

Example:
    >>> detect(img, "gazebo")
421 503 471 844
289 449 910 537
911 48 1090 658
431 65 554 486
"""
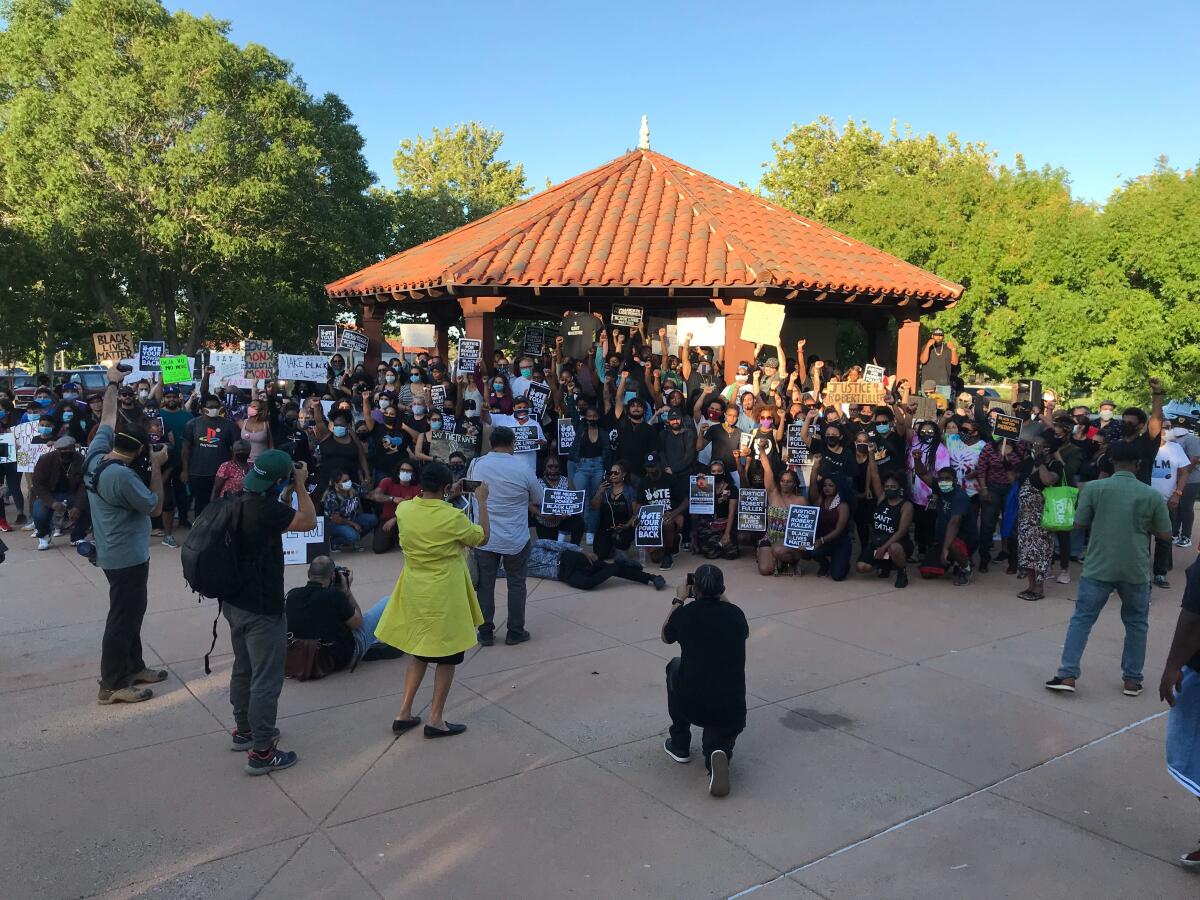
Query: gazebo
326 138 962 385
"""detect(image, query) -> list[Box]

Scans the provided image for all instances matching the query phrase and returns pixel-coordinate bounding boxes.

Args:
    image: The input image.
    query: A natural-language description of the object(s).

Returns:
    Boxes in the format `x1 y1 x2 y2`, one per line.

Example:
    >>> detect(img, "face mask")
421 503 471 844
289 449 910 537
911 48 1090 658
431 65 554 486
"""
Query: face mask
410 374 421 384
36 397 51 406
233 452 249 462
339 479 353 491
385 374 396 383
492 382 505 393
203 407 220 418
705 410 721 422
918 432 934 444
62 392 78 401
1122 421 1140 437
825 435 841 447
884 487 902 499
386 434 404 446
855 444 869 452
875 423 889 435
412 405 425 416
397 471 413 484
378 398 390 410
497 365 510 376
285 413 298 423
938 480 955 493
735 374 748 383
138 390 149 400
450 463 466 476
514 409 530 421
698 364 711 375
59 450 74 461
586 419 599 427
520 367 533 378
62 411 74 422
430 420 443 431
1098 409 1113 422
760 419 774 429
247 407 259 417
38 425 54 436
332 425 348 438
332 364 344 373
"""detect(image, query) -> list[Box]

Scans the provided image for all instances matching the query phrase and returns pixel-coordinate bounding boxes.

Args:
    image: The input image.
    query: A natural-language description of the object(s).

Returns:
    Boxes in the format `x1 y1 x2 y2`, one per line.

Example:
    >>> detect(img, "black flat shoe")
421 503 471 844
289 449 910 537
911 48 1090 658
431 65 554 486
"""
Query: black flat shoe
477 630 494 647
392 716 421 735
423 722 467 738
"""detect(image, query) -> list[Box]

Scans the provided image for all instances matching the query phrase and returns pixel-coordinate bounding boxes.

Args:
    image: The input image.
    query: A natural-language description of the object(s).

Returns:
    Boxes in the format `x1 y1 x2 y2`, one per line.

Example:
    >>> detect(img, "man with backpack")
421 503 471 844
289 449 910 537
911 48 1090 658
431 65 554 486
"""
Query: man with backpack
206 449 316 774
85 364 169 705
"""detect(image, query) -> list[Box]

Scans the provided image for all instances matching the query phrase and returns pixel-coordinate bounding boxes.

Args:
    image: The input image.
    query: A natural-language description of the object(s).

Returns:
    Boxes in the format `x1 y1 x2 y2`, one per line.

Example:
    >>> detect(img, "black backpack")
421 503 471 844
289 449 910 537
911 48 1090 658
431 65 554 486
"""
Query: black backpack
181 495 246 672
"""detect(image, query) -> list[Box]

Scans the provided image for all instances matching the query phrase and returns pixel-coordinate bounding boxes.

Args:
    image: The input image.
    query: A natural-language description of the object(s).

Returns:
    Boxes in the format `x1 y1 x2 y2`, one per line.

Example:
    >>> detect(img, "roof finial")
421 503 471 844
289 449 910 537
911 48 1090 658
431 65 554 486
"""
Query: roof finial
638 115 650 151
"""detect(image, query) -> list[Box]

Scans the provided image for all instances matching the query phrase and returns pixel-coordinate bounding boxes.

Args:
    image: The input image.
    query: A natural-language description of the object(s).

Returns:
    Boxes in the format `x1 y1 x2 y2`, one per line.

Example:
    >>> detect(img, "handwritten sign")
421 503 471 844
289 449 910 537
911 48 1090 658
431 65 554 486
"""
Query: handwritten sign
610 305 643 329
159 354 192 385
863 364 885 384
786 424 809 466
337 329 369 355
540 487 585 517
912 395 940 422
317 325 338 354
242 339 275 381
278 354 330 382
457 338 481 375
13 421 52 473
93 331 136 364
635 503 665 548
823 381 884 407
138 341 165 372
739 301 786 345
557 420 576 456
688 475 715 515
992 413 1022 440
512 424 539 454
522 327 545 358
283 517 328 566
737 488 768 531
527 383 551 419
782 504 820 550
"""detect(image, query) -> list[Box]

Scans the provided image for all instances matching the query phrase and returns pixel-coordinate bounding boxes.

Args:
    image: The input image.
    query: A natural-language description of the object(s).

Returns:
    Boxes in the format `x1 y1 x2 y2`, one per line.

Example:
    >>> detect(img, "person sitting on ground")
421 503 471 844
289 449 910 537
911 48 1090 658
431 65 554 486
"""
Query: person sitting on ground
924 464 978 586
809 474 854 581
661 564 748 798
31 436 88 550
517 537 667 592
322 467 378 552
591 460 638 562
638 452 687 570
368 460 420 554
284 557 398 673
531 456 585 544
856 473 915 588
693 459 740 560
756 453 809 576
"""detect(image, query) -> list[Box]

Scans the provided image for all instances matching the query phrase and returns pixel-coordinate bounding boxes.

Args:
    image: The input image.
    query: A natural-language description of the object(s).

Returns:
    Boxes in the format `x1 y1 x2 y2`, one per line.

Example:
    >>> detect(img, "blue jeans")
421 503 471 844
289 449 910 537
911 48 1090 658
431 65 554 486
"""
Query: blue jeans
33 492 88 541
352 595 391 662
569 456 604 535
1057 577 1151 683
811 532 852 581
330 511 378 548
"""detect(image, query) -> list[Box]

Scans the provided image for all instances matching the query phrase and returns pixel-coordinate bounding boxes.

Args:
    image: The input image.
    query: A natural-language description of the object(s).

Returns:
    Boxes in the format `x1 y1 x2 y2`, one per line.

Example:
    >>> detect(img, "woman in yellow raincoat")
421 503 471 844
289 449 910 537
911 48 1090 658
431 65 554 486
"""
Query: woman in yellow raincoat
376 462 490 738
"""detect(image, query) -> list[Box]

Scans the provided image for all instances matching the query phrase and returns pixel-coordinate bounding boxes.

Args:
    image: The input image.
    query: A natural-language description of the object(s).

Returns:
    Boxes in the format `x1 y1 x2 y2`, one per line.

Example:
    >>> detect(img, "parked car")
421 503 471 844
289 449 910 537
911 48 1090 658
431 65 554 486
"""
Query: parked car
13 369 112 405
1165 399 1200 432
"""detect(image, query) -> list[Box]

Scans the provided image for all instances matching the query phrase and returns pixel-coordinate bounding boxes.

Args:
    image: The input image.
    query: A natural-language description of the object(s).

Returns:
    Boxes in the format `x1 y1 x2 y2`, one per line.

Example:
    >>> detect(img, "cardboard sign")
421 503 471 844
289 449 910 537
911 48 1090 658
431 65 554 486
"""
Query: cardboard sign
540 487 585 517
278 354 330 382
823 381 884 407
429 383 447 410
782 504 820 550
992 413 1022 440
457 338 482 374
863 364 885 384
737 488 768 532
688 475 715 515
610 305 644 329
337 329 369 354
739 301 786 345
159 354 192 385
512 424 539 453
283 517 328 566
527 382 551 419
786 424 809 466
635 503 665 548
93 331 136 364
13 421 52 473
912 395 940 422
208 350 247 385
317 325 338 354
242 339 276 380
401 324 435 348
522 327 545 358
445 430 477 460
557 420 576 456
676 314 726 347
138 341 165 372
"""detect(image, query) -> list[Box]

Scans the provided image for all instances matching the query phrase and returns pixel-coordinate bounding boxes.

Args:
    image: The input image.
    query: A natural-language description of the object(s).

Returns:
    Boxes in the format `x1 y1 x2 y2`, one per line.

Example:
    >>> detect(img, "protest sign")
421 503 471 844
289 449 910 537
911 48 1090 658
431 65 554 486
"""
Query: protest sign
521 327 545 358
688 475 715 515
400 324 435 348
317 325 338 354
557 420 576 456
429 383 447 410
785 424 809 466
676 314 725 347
159 354 192 385
739 431 753 453
610 305 643 329
513 424 539 453
783 504 821 550
635 504 665 548
13 421 52 474
992 413 1022 440
242 339 276 380
988 400 1014 416
737 488 768 532
278 354 329 382
208 350 246 384
338 329 369 354
93 331 136 364
649 322 677 356
540 488 585 517
823 381 884 406
0 432 14 464
445 431 477 460
137 341 165 372
912 395 940 422
863 364 885 384
457 338 482 374
527 382 551 419
192 349 210 379
283 517 328 566
740 301 786 345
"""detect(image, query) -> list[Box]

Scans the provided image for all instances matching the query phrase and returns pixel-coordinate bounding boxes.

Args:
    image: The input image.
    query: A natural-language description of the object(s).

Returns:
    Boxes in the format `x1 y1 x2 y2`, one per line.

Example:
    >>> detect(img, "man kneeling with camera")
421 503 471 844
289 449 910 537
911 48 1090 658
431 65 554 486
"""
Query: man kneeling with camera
661 564 749 797
285 556 400 674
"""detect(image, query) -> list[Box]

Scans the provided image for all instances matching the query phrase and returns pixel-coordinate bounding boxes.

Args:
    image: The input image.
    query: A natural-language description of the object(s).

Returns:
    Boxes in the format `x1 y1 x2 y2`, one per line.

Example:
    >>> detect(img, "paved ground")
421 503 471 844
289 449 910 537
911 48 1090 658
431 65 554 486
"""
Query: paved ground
2 526 1198 899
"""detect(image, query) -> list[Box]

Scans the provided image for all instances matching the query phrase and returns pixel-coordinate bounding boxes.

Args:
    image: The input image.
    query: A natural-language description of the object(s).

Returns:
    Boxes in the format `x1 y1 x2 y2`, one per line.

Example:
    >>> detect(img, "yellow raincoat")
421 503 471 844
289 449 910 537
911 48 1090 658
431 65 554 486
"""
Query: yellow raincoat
374 497 485 657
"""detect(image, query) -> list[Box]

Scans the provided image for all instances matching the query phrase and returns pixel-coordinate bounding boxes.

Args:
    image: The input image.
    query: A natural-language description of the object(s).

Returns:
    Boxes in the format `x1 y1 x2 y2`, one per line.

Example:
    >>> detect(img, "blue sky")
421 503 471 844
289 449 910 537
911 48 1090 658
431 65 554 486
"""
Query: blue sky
170 0 1199 204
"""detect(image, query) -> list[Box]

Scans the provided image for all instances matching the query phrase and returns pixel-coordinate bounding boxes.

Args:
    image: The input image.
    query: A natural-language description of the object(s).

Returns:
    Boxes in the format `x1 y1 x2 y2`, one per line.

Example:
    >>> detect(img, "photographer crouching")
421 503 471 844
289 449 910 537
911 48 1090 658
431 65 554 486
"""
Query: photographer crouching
661 564 749 797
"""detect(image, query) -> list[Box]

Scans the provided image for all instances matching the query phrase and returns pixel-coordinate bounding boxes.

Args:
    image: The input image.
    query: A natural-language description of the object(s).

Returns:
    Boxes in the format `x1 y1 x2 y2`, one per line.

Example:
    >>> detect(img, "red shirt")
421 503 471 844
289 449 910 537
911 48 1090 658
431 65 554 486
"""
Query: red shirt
376 477 420 520
215 460 249 497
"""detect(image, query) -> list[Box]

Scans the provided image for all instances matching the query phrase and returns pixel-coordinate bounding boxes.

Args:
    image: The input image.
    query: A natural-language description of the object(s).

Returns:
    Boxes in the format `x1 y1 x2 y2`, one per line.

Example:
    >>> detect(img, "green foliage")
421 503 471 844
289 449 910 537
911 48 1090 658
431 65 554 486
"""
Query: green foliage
760 117 1200 404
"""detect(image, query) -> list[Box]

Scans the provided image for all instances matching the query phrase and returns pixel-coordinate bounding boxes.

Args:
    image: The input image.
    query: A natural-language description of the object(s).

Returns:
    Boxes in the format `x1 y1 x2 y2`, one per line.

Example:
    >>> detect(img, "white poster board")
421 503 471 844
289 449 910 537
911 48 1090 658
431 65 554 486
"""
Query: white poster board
401 324 436 348
676 315 726 347
278 355 330 381
740 301 786 345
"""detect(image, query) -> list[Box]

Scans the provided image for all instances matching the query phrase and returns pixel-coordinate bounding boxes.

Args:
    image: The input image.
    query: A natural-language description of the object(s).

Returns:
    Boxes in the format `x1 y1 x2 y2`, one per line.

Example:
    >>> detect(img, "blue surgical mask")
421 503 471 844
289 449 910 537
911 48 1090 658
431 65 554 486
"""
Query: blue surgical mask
36 397 51 407
409 374 421 384
938 480 955 493
412 405 425 416
520 367 533 378
875 423 890 435
62 392 78 401
62 411 74 422
332 425 348 438
430 420 443 431
39 425 54 436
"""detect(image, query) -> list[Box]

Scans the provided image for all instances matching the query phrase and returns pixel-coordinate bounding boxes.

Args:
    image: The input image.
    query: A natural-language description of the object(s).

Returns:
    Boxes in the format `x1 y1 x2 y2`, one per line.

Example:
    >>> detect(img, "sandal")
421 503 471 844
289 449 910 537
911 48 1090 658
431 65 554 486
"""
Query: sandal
391 716 421 735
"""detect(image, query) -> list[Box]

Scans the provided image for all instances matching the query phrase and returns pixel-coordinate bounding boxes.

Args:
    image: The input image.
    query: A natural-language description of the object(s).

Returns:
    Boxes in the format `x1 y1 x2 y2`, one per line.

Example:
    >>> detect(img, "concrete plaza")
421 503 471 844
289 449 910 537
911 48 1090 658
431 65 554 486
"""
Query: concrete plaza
2 530 1197 899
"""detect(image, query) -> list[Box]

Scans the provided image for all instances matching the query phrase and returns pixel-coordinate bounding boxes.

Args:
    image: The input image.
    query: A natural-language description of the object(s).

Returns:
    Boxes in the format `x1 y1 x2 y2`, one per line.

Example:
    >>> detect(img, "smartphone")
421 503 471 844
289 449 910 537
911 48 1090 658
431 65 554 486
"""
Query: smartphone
461 479 482 493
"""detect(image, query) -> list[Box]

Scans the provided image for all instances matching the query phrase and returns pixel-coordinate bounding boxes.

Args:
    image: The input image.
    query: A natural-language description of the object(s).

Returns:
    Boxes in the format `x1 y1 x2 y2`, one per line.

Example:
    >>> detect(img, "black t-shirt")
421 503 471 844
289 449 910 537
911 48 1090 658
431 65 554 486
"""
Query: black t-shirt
663 598 749 729
639 476 682 512
222 493 296 615
712 479 739 519
933 486 979 549
285 582 357 671
1182 559 1200 671
869 432 906 477
814 441 860 481
183 416 238 477
618 420 657 475
560 312 600 360
1098 433 1157 485
702 423 742 471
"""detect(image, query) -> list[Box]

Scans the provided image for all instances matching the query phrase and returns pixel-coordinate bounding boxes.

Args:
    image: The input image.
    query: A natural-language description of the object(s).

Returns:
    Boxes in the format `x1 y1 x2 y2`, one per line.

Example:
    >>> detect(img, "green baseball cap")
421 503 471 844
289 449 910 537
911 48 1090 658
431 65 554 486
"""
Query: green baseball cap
243 449 294 493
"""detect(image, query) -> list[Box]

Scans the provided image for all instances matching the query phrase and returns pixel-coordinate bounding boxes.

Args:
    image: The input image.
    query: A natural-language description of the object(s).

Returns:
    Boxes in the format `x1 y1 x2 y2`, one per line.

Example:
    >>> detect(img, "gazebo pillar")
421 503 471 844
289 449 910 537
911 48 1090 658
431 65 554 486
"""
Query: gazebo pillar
458 296 503 367
711 298 757 386
434 320 452 363
360 299 387 370
895 314 922 388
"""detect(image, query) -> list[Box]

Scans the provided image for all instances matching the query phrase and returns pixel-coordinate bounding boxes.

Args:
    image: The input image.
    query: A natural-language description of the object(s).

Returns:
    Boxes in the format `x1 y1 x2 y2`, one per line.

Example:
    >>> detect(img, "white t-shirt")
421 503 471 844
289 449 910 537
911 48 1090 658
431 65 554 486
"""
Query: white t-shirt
489 413 544 473
1152 441 1191 498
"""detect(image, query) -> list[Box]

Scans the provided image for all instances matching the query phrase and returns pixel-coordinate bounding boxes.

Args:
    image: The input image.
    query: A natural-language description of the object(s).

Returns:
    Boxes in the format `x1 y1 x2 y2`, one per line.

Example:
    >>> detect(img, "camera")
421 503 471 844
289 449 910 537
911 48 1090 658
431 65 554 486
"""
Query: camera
334 565 351 585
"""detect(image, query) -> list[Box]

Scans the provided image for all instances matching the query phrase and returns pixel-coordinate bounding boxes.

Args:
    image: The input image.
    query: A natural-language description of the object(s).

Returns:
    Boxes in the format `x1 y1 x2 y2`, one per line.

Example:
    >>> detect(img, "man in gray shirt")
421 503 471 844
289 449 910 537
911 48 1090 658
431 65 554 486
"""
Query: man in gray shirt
85 364 168 704
467 426 541 646
1171 420 1200 549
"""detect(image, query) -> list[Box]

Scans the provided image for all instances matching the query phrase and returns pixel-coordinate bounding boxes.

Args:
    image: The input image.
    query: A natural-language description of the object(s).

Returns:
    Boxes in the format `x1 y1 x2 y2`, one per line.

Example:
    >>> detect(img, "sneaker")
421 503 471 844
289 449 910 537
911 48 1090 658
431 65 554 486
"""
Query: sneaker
504 628 531 646
131 667 168 685
161 535 179 548
150 527 164 536
1056 571 1071 585
1180 847 1200 867
708 749 730 797
244 746 298 775
477 629 494 647
71 537 87 546
978 554 990 574
97 685 153 704
955 565 972 586
1178 537 1193 549
52 528 63 537
0 518 10 533
659 553 674 571
231 727 279 750
1123 681 1144 697
894 568 909 589
651 575 667 591
663 738 690 763
1154 575 1171 589
37 536 51 551
1044 676 1076 693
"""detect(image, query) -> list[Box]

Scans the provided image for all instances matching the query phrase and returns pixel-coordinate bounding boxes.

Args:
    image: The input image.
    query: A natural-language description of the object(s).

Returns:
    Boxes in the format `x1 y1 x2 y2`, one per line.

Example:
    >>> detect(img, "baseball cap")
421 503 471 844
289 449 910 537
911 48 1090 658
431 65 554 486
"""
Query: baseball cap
644 452 662 467
162 386 180 396
763 357 779 369
243 449 294 493
61 381 80 390
1098 399 1116 409
666 408 683 421
931 327 945 336
53 436 77 450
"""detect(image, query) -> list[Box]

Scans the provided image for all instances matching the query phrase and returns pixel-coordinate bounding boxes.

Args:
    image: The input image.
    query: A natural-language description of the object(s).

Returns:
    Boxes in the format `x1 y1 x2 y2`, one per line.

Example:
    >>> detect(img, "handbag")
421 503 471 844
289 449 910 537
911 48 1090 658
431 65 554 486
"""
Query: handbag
1040 474 1079 532
284 634 335 681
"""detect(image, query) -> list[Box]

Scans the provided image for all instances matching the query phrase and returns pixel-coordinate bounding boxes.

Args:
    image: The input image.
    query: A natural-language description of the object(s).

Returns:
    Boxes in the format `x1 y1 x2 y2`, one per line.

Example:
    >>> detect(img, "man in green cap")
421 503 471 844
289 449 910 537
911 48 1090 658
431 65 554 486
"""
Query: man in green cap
220 449 316 775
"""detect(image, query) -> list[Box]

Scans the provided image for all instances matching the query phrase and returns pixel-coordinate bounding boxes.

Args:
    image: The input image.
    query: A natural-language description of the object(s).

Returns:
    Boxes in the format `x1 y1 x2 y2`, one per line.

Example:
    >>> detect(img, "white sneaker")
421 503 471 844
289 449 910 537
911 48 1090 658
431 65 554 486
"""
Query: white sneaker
37 537 51 551
585 532 594 546
1177 536 1193 549
1056 571 1071 584
21 521 35 532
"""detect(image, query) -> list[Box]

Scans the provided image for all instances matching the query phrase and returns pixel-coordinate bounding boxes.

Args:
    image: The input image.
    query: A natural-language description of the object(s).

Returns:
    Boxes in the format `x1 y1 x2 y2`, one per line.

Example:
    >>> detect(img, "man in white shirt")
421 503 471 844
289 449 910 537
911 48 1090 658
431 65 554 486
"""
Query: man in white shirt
1152 432 1192 588
487 396 544 475
467 426 541 646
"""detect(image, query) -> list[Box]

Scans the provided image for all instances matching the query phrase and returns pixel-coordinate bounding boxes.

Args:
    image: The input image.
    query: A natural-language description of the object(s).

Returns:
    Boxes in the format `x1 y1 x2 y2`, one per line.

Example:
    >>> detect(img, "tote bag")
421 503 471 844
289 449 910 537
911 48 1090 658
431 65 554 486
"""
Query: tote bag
1040 475 1079 532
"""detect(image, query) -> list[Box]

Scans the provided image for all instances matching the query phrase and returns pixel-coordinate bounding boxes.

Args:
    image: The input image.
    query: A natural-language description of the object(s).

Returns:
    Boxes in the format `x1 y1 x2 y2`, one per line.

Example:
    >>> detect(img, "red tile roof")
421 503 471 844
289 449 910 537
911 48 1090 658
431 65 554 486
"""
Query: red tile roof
327 149 962 303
